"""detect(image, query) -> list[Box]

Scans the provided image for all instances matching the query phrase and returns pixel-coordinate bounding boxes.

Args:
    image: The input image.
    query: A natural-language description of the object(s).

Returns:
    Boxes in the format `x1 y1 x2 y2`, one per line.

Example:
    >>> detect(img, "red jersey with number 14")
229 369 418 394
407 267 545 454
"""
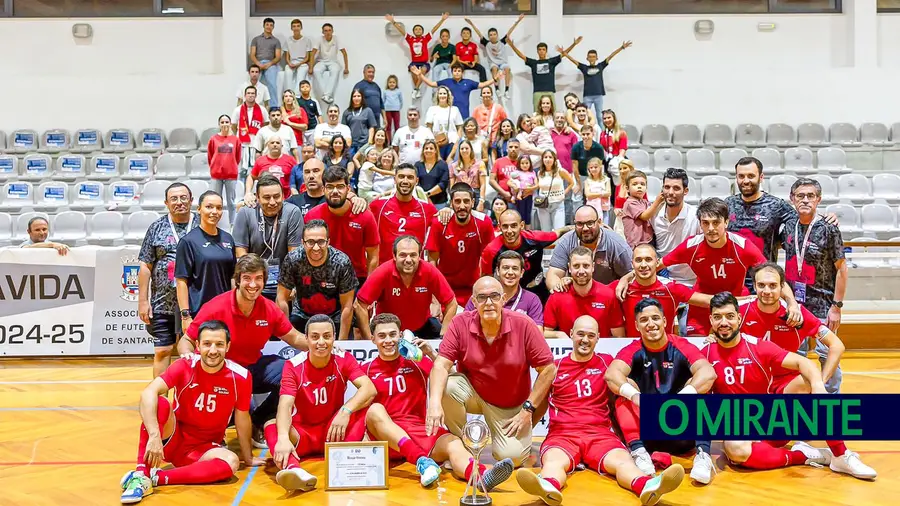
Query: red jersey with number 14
426 211 494 293
363 355 433 422
547 353 615 433
280 350 365 425
702 335 789 394
161 355 252 445
370 196 438 265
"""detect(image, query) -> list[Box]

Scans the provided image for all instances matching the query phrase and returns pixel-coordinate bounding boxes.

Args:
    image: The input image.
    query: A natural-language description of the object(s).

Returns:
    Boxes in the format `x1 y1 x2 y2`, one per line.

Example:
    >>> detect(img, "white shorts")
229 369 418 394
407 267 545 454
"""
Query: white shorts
490 62 510 71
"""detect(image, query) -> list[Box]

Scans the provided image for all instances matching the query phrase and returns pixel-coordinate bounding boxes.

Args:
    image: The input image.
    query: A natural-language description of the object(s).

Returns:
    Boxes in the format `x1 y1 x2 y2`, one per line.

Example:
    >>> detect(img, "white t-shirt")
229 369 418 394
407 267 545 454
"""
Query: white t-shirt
236 80 271 105
391 126 435 165
652 202 701 285
253 124 297 155
313 123 352 158
286 35 313 64
316 35 343 62
425 105 464 144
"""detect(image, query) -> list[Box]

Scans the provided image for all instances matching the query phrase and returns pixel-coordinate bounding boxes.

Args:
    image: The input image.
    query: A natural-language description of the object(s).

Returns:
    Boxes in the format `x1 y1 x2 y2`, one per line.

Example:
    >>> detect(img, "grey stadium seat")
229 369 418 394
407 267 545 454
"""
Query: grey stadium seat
796 123 829 148
88 211 125 245
672 124 703 148
808 174 839 205
685 177 700 205
0 155 18 182
703 124 735 148
89 154 120 180
621 125 641 149
816 147 851 175
139 180 170 211
872 174 900 204
717 148 747 175
34 182 69 212
184 180 210 205
14 212 49 243
199 127 218 148
766 123 798 148
735 123 765 148
627 149 651 173
107 181 139 211
750 148 784 175
837 174 873 205
9 129 38 154
0 212 11 247
701 175 732 199
39 129 71 153
104 128 134 153
123 154 154 180
0 182 35 213
22 154 52 182
51 211 87 245
54 154 87 182
860 122 892 146
685 148 717 176
125 211 160 244
72 128 103 153
168 128 199 153
70 181 106 212
136 128 167 153
640 124 672 148
825 204 863 237
647 176 662 200
768 174 797 200
829 123 861 148
190 153 211 179
783 147 815 175
652 148 683 174
155 153 187 180
861 204 899 239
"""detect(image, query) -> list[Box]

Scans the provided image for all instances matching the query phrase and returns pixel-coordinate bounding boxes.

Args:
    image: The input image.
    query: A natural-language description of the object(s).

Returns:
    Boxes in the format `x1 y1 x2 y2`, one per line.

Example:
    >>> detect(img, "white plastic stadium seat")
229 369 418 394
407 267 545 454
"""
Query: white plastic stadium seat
703 124 735 148
735 123 765 148
155 153 187 180
627 149 651 173
717 148 747 175
0 212 11 247
199 127 218 148
89 154 120 180
125 211 160 244
0 182 35 213
797 123 829 147
685 148 717 176
825 204 863 236
189 153 211 179
640 124 672 148
652 148 683 174
861 204 900 239
39 129 71 153
647 176 662 201
70 181 106 212
54 154 87 182
168 128 199 153
72 128 103 153
104 128 134 153
9 129 38 154
140 180 170 211
750 148 784 175
184 180 210 205
816 147 850 175
34 182 69 212
685 177 700 205
808 174 838 205
768 174 797 200
0 155 18 182
837 174 874 205
88 211 125 245
783 147 815 175
672 124 703 148
872 174 900 205
860 122 892 147
107 181 139 211
123 154 153 181
701 175 732 199
22 154 52 182
51 211 87 244
136 128 167 153
14 212 49 243
766 123 798 148
621 125 641 149
829 123 861 148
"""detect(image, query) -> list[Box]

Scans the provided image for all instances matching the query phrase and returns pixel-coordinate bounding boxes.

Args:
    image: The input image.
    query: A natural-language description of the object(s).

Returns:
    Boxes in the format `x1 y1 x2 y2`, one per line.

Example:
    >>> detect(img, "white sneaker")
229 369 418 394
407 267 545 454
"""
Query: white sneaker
276 467 317 492
640 464 684 506
516 469 562 506
830 450 877 480
252 426 268 449
631 447 655 475
504 89 511 100
791 441 831 467
690 449 715 485
323 95 333 104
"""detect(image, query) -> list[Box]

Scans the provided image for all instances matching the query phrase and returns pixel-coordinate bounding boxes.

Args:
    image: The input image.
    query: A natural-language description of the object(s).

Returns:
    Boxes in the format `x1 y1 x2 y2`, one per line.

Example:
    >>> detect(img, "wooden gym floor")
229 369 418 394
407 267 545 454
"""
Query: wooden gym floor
0 353 898 506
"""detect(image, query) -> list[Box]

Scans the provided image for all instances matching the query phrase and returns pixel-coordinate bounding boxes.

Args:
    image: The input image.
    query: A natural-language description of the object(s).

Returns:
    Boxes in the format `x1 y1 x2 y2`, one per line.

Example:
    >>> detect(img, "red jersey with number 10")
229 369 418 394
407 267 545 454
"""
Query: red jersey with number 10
161 355 252 445
370 196 438 265
280 350 365 425
703 335 789 394
547 353 615 433
363 355 432 422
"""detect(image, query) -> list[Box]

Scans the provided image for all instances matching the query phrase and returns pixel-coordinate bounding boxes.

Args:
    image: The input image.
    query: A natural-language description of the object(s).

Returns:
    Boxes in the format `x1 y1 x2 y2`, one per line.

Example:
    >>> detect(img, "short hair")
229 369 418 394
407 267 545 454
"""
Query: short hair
244 85 257 95
299 79 311 87
448 182 475 201
165 182 192 201
370 313 402 334
507 138 520 145
790 177 822 197
197 320 231 343
735 156 763 174
198 190 221 207
496 250 524 269
580 125 594 134
233 253 268 286
488 27 498 34
305 314 335 335
27 216 48 232
291 18 302 27
263 17 275 25
323 165 350 185
461 27 472 34
587 49 598 56
569 246 593 263
709 292 739 314
248 64 260 72
696 197 729 222
256 173 282 195
537 42 548 50
407 105 420 115
663 168 689 189
634 297 664 317
303 219 329 239
575 102 588 110
269 107 281 115
412 24 424 32
450 62 465 71
322 22 333 30
752 262 786 285
626 170 648 186
392 235 421 256
396 162 417 175
440 28 450 36
327 104 340 113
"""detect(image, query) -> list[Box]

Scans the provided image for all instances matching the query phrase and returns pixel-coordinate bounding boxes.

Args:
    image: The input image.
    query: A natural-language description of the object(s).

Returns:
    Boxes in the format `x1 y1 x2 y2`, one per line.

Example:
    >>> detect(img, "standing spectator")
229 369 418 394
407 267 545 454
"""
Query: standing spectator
425 86 464 160
508 37 581 112
281 90 309 148
570 124 606 182
490 119 516 164
598 109 628 179
464 14 524 99
620 170 662 249
313 104 352 159
343 89 377 157
515 113 552 166
382 76 403 141
232 86 267 180
207 115 241 224
544 247 626 338
249 18 282 109
550 111 578 223
283 19 313 97
138 183 199 377
472 87 508 144
277 219 358 340
652 168 700 286
384 13 450 99
369 163 438 264
235 65 272 108
246 137 296 203
288 144 317 195
392 107 435 165
412 64 495 121
297 80 322 147
175 191 236 329
463 250 543 326
233 174 303 301
583 158 612 226
489 137 520 202
449 140 487 210
454 26 489 84
310 23 349 105
430 29 456 82
507 155 538 228
353 65 384 128
427 276 556 468
535 150 576 232
415 139 450 208
558 41 632 121
253 108 299 161
325 136 359 189
545 205 632 289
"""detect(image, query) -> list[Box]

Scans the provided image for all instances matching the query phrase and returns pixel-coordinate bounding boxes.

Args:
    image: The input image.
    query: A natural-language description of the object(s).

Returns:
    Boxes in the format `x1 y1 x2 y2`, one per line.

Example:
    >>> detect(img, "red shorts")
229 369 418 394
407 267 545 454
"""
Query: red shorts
291 408 369 458
163 424 221 468
772 373 800 394
540 426 626 474
382 416 451 460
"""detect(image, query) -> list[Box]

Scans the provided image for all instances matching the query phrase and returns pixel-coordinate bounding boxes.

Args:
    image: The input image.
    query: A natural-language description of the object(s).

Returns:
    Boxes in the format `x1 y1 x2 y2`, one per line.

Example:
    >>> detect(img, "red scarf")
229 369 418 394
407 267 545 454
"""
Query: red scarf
238 104 264 144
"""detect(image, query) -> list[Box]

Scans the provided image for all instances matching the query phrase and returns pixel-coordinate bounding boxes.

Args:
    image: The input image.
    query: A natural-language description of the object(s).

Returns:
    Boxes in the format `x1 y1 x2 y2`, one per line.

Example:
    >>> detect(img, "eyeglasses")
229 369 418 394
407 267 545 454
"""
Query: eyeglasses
167 196 190 203
474 292 503 304
324 184 348 192
792 193 819 201
574 220 597 229
303 239 328 248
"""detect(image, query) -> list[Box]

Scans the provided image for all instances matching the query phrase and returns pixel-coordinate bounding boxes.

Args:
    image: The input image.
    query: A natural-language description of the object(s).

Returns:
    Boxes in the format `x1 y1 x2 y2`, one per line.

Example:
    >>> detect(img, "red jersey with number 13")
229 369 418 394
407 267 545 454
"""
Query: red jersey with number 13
363 355 432 422
703 335 789 394
280 350 365 425
547 353 615 433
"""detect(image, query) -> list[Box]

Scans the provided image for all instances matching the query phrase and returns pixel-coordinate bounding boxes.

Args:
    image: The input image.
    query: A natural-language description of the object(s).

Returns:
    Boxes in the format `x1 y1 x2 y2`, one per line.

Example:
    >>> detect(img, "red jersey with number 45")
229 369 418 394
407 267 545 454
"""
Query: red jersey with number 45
363 355 432 421
161 355 252 444
663 232 766 335
547 353 615 433
280 350 365 425
703 335 789 394
425 211 494 291
738 298 826 379
608 277 695 338
370 196 438 265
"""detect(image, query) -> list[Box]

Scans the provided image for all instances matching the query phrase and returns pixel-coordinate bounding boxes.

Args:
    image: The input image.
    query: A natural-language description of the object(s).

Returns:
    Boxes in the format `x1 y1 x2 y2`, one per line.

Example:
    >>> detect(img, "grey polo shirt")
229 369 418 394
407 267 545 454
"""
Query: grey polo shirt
232 202 303 273
549 228 633 285
251 33 281 62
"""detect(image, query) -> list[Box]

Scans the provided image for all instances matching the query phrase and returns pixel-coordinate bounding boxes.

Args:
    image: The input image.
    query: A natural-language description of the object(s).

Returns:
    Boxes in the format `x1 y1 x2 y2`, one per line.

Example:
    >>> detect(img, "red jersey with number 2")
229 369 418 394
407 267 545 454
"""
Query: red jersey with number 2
547 353 615 433
370 196 437 265
703 335 788 394
280 350 365 425
363 355 432 421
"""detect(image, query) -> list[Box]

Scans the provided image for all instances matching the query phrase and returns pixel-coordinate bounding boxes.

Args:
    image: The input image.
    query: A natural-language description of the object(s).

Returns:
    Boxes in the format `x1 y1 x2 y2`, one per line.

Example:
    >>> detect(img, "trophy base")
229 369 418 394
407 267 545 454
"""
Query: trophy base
459 497 492 506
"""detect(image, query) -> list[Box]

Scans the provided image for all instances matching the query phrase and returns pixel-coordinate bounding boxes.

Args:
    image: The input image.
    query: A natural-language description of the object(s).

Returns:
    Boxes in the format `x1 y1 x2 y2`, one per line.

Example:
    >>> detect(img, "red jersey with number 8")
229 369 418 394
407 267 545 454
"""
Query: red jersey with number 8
280 350 365 425
547 353 615 433
702 335 789 394
425 211 494 299
363 355 432 421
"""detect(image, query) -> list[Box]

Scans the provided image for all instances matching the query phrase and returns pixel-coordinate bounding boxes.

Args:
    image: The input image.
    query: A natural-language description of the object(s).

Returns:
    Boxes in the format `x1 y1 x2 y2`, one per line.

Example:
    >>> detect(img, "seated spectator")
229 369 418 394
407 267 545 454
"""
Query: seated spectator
19 216 68 255
415 139 450 208
599 109 629 183
392 107 435 166
536 94 555 127
449 118 488 167
563 93 595 132
425 86 465 160
353 65 384 128
490 119 516 165
313 104 352 159
325 135 359 188
248 18 282 109
515 114 552 166
342 89 377 157
236 65 271 108
283 19 313 100
449 140 487 210
535 150 576 232
472 87 508 145
464 250 542 327
352 127 389 168
412 63 495 121
288 144 317 195
254 108 299 161
489 137 520 203
245 137 296 204
465 14 524 100
558 41 632 121
310 22 349 105
430 28 456 82
620 170 662 249
384 13 450 99
208 114 241 224
570 103 596 138
455 26 489 85
359 148 398 202
281 90 309 148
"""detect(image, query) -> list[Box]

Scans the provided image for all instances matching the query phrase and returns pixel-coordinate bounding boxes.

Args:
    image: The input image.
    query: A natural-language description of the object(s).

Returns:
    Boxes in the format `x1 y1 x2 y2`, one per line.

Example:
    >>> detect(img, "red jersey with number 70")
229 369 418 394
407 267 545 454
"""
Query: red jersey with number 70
370 196 438 265
547 353 615 433
663 232 766 335
280 350 365 425
161 355 252 445
363 355 433 422
702 335 789 394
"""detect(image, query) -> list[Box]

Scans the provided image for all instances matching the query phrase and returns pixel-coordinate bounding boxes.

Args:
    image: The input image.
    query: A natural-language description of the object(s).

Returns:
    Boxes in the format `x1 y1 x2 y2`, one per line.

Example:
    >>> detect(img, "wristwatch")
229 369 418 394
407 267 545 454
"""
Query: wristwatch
832 301 844 309
522 400 536 413
180 309 191 319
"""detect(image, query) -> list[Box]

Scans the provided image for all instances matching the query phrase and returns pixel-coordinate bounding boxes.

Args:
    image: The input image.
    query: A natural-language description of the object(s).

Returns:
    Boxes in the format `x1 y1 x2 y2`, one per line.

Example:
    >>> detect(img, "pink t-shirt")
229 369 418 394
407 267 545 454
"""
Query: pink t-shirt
621 196 654 248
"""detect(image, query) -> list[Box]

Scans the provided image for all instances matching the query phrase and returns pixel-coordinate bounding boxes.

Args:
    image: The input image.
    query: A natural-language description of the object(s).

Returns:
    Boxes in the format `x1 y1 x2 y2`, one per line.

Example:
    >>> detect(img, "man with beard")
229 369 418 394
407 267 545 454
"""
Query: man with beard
481 209 572 302
178 255 309 438
120 321 262 504
313 104 352 159
544 247 625 338
355 236 457 339
704 292 876 480
285 158 368 218
517 315 684 506
233 174 303 302
245 137 296 202
231 85 267 179
277 220 358 340
304 165 379 285
605 299 717 484
370 163 438 264
489 138 521 203
139 182 199 377
427 182 495 305
266 315 377 492
651 168 700 286
363 313 515 489
253 108 299 161
546 205 632 291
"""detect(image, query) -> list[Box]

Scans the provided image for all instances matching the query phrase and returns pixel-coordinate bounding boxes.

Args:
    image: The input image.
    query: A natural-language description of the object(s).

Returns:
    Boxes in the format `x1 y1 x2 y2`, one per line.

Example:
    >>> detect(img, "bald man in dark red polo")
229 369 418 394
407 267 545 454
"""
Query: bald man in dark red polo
426 276 556 468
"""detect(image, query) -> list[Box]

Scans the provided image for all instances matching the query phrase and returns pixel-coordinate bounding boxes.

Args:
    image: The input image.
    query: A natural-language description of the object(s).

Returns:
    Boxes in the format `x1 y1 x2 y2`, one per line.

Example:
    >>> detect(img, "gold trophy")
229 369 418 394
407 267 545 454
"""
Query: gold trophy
460 419 492 506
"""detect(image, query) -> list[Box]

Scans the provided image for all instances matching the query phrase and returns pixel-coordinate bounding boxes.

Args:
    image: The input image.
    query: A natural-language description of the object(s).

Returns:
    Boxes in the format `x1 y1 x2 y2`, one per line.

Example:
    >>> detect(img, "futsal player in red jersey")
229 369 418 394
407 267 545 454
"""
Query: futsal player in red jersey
705 292 876 480
362 313 515 488
369 163 439 264
265 314 377 492
517 315 684 506
426 182 495 305
738 263 845 393
120 321 261 504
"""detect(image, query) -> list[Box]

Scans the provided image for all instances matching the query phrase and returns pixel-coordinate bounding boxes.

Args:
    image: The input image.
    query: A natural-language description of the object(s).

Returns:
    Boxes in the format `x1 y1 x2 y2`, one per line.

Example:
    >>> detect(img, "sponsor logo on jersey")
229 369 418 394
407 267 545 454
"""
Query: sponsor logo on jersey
399 367 415 374
662 362 674 369
255 319 269 326
590 302 606 310
326 375 337 383
415 287 428 293
775 325 791 332
738 358 753 365
213 386 230 395
349 222 362 229
586 368 603 375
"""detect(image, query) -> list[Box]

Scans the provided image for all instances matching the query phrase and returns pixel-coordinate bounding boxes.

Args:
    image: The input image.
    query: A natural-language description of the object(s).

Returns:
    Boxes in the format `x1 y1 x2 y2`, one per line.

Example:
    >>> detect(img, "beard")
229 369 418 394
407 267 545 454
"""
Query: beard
716 327 740 343
326 195 346 208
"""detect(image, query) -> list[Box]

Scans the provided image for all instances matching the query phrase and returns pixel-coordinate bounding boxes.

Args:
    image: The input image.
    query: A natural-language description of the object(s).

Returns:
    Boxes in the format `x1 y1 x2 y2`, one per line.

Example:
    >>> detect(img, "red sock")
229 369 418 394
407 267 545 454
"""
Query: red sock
156 459 233 485
650 452 672 470
631 475 651 496
264 424 301 470
544 477 562 491
766 440 791 448
463 458 487 480
398 437 427 466
826 441 847 457
741 442 808 470
614 398 641 445
136 396 171 474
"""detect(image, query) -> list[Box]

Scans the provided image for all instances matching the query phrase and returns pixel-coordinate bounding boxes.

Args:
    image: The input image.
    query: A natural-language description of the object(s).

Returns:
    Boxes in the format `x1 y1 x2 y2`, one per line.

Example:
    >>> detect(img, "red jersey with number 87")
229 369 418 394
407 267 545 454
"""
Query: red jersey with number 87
364 355 432 421
547 353 615 433
161 355 252 445
370 196 438 265
702 335 788 394
280 350 365 425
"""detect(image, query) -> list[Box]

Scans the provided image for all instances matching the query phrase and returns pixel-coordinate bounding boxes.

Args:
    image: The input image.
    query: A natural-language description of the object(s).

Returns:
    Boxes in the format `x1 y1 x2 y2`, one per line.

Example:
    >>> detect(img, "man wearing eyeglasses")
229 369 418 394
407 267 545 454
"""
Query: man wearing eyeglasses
427 276 556 468
277 219 358 340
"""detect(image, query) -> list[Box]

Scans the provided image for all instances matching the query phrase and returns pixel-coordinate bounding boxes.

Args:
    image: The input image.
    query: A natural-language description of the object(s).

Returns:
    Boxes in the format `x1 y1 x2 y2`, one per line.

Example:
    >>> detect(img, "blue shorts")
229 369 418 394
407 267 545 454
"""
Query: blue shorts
409 62 431 72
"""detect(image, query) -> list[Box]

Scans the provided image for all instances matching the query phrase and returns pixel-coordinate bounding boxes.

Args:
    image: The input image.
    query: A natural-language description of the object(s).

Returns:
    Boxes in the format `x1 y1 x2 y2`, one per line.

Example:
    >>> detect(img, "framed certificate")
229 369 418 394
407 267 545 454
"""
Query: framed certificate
324 441 390 491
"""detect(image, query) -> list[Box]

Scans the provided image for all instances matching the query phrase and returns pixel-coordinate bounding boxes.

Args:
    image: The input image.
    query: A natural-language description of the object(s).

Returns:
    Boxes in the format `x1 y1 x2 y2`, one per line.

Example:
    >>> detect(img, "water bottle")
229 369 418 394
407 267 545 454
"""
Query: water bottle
398 329 423 362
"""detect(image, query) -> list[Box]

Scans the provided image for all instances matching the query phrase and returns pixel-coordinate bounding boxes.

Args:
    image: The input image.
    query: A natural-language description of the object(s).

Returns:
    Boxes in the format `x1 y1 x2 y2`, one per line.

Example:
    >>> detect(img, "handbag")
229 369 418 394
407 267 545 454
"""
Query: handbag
434 106 452 146
534 171 555 209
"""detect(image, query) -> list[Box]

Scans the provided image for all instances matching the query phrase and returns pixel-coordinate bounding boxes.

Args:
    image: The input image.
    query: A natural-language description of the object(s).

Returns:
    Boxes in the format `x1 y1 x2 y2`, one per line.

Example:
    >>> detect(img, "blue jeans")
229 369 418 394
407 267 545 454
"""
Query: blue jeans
432 63 451 82
583 95 604 122
798 319 842 394
247 354 285 426
259 60 281 109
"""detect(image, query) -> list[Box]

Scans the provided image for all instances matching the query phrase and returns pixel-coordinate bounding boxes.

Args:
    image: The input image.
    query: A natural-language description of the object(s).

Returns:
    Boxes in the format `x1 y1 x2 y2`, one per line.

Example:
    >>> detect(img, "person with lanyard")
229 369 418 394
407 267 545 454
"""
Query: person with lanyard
138 182 199 378
285 158 369 219
175 191 236 332
233 174 303 302
464 250 542 327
